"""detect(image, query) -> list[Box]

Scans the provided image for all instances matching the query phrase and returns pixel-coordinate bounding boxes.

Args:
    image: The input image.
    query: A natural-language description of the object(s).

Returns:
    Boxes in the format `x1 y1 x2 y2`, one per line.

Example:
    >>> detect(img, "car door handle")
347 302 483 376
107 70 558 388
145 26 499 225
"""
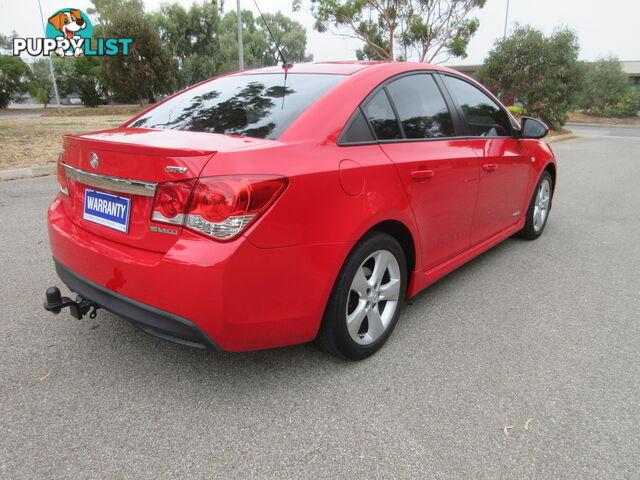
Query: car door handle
482 163 498 172
410 169 434 180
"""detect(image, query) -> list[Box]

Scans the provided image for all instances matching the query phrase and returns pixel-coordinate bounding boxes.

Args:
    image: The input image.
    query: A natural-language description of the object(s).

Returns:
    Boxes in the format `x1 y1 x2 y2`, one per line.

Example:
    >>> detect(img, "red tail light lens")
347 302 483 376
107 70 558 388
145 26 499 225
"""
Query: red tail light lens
57 157 68 196
195 179 248 223
187 176 287 240
151 176 287 240
151 180 196 225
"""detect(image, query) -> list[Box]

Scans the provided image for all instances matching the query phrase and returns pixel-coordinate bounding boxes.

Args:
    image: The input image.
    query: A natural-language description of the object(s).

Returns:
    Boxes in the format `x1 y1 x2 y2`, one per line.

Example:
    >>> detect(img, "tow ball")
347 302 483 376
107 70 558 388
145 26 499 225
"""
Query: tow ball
44 287 101 320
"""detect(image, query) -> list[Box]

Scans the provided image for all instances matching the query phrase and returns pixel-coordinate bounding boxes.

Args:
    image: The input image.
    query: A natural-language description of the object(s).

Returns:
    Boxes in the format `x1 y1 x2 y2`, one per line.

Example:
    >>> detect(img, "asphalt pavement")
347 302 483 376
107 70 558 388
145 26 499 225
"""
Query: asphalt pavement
1 127 639 479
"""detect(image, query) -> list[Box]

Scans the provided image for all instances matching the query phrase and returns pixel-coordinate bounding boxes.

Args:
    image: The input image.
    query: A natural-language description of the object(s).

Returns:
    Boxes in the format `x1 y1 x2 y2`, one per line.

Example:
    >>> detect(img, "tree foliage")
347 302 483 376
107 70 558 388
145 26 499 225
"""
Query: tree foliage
219 10 311 72
1 1 310 107
0 55 30 108
28 58 74 107
260 12 313 65
154 2 222 90
87 0 145 25
478 26 582 130
73 56 105 107
0 31 19 54
99 8 175 103
579 56 638 117
295 0 484 62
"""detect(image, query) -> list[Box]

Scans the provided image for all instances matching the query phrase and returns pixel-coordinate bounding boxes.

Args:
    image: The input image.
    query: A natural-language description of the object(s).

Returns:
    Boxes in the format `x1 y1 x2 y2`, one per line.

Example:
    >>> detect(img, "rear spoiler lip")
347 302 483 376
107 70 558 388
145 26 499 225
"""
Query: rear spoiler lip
62 130 218 157
63 130 219 157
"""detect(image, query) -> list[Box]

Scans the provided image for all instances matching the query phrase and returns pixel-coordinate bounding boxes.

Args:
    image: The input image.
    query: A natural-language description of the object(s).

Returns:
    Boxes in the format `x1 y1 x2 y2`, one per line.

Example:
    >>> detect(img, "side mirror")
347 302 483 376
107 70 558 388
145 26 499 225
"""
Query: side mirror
519 117 549 139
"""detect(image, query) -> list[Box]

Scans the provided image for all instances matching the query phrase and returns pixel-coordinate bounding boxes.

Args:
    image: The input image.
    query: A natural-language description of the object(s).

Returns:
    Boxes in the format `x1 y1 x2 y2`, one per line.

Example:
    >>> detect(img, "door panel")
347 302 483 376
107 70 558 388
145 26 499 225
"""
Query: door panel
440 74 532 243
469 138 532 243
380 141 479 269
363 73 480 270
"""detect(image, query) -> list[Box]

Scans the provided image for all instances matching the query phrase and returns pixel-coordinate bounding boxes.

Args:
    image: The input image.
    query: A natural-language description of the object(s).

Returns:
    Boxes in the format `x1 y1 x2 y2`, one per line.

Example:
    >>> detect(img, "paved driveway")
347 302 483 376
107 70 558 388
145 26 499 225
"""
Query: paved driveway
2 130 639 479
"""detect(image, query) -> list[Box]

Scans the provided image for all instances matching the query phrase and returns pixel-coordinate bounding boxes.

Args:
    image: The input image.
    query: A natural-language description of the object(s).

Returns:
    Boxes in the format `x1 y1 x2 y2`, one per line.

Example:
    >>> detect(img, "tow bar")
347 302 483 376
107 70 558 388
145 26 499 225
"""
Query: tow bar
43 286 101 320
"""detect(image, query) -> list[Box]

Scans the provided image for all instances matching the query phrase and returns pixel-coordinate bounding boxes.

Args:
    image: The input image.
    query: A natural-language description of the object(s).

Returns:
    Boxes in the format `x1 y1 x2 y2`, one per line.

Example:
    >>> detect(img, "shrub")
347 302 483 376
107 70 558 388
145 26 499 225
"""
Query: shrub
0 55 30 108
507 105 524 116
579 56 638 117
478 26 583 130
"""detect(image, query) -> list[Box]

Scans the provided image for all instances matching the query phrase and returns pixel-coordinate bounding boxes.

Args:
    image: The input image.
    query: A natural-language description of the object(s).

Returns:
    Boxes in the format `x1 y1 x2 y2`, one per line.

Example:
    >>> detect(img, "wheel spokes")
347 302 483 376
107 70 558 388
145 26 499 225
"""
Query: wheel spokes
369 251 391 288
533 179 551 232
346 301 367 338
366 307 386 341
351 267 370 297
379 278 401 302
345 248 402 346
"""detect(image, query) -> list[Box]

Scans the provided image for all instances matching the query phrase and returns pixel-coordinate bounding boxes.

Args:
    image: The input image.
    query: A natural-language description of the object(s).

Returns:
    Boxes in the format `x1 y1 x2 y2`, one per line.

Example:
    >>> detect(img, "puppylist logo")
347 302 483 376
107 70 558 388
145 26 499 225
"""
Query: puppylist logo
13 8 132 57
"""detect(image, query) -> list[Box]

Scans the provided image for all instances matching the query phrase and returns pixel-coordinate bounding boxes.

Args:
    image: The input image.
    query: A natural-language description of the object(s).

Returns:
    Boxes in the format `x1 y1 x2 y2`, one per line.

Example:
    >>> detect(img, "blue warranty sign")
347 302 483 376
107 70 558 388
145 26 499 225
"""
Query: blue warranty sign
83 189 131 233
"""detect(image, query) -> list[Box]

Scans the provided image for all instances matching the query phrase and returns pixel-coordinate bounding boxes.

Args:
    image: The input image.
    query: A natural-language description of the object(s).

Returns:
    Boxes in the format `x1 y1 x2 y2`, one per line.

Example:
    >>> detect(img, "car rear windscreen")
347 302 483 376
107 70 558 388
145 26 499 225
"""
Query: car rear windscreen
129 73 346 140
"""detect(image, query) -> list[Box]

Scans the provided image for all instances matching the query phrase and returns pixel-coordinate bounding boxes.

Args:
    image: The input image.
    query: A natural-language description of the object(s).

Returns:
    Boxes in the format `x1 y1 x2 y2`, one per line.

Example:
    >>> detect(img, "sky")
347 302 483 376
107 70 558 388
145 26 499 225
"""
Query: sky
1 0 638 66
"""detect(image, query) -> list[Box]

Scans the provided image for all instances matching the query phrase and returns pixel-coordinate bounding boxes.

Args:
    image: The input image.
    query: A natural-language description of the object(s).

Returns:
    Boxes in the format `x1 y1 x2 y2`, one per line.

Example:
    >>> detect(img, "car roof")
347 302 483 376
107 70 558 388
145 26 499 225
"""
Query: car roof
240 62 375 75
240 61 462 78
241 61 456 75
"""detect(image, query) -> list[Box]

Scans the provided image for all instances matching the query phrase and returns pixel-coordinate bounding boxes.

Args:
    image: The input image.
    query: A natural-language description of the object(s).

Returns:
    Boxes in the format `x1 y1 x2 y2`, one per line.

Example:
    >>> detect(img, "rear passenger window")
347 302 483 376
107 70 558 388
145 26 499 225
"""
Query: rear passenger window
339 109 375 144
443 75 511 137
386 74 455 139
363 90 401 140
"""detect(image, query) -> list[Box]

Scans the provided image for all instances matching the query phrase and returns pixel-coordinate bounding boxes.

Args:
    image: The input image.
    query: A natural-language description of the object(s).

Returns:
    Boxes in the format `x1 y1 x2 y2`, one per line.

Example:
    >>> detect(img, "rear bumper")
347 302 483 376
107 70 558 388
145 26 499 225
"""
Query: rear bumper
54 259 221 350
48 196 349 351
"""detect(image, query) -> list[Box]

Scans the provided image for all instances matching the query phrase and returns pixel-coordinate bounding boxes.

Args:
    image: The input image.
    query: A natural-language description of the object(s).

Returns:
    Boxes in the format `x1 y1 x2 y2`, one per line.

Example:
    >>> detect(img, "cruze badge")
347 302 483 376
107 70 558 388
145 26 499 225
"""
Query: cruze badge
165 166 188 173
89 152 99 169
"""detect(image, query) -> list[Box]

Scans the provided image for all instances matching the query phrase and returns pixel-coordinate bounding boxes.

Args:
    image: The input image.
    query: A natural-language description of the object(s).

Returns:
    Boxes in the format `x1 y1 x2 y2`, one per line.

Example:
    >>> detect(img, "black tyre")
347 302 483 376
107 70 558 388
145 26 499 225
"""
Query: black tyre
518 170 554 240
316 231 407 360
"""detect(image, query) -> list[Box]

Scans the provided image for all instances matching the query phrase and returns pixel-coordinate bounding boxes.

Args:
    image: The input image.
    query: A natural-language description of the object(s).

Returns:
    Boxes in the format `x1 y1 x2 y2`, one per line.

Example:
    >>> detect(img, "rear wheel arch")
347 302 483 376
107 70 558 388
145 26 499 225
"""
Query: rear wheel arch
316 229 409 359
366 220 417 276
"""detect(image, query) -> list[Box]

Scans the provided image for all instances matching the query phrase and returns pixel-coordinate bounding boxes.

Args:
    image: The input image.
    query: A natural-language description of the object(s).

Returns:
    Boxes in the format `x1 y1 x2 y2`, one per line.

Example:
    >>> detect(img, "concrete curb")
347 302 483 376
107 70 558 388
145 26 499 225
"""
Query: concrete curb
546 133 579 144
567 122 640 129
0 165 56 181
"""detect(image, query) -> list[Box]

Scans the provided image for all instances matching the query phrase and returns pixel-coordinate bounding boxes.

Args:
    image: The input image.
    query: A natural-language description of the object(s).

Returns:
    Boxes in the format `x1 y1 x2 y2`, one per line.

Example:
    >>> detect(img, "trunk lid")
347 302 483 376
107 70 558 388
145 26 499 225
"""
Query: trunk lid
59 128 270 252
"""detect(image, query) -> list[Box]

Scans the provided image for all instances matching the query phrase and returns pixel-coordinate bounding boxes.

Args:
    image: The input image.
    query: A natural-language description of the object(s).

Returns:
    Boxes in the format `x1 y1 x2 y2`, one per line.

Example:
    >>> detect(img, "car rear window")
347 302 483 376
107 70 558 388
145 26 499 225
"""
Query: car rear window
129 73 346 140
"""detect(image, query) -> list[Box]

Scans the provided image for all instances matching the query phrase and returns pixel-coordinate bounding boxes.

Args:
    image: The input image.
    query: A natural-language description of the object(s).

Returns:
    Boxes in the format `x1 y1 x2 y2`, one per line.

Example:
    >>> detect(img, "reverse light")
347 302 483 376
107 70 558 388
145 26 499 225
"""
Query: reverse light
151 176 287 240
57 155 69 196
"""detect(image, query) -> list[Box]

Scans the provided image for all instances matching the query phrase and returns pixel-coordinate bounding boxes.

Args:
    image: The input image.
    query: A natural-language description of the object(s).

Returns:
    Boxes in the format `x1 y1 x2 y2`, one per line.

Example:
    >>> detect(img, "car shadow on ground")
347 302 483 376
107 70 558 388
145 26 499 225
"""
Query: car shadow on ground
58 235 522 384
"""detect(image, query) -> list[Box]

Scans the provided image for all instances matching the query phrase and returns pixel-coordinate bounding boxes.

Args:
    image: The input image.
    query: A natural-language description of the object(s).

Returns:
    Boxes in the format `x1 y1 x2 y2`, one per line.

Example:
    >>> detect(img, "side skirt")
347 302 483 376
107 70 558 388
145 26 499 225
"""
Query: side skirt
406 221 524 298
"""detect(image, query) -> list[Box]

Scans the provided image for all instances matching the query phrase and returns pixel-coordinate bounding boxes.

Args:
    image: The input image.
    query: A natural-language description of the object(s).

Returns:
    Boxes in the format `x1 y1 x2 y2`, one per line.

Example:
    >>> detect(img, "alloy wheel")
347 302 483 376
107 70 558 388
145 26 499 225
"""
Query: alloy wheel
533 178 551 232
346 249 401 345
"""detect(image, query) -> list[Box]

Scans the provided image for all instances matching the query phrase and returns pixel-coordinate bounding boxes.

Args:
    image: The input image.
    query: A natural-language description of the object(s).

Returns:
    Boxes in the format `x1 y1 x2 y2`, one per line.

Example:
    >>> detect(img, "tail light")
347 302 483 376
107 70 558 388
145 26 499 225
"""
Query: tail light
151 180 196 225
151 176 287 241
57 155 69 196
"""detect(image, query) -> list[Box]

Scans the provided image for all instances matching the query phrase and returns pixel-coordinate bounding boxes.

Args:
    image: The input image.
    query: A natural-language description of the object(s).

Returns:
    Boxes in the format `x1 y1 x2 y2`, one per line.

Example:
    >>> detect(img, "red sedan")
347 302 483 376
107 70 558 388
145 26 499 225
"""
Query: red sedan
46 62 556 359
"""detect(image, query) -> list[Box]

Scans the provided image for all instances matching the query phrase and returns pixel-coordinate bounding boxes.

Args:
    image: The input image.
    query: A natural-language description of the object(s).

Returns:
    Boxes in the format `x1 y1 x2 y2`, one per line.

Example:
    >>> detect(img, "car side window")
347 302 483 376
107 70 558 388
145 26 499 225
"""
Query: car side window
386 74 455 139
339 109 375 144
362 90 402 140
443 75 511 137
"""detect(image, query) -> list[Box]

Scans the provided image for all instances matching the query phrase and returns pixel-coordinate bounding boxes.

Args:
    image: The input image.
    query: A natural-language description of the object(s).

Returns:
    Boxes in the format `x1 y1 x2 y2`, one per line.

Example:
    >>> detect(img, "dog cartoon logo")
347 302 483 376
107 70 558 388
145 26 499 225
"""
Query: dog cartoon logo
46 9 92 57
12 8 131 57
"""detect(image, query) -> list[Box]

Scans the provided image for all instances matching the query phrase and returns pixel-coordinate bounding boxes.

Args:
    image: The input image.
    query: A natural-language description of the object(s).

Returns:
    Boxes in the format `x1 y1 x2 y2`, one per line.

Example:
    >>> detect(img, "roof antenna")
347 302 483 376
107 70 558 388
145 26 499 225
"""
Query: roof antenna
252 0 292 72
253 0 293 109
